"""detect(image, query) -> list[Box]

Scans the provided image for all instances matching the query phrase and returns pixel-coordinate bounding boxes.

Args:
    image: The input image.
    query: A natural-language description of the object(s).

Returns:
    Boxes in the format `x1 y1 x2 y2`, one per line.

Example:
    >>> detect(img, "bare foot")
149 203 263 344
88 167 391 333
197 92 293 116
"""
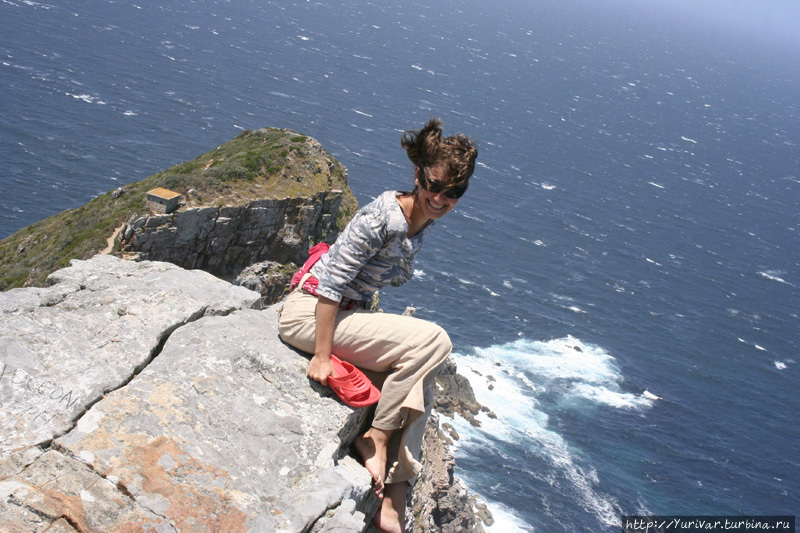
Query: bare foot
354 427 392 499
372 482 408 533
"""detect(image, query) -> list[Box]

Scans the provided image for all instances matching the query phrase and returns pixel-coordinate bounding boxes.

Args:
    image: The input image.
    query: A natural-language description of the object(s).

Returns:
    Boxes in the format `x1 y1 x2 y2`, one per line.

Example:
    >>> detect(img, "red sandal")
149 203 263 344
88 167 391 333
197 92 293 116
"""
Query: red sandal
327 354 381 408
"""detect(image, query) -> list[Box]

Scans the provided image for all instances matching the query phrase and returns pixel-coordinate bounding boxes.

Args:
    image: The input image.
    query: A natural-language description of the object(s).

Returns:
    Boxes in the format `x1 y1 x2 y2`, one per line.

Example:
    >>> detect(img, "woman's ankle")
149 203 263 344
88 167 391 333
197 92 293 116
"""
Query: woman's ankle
364 426 394 447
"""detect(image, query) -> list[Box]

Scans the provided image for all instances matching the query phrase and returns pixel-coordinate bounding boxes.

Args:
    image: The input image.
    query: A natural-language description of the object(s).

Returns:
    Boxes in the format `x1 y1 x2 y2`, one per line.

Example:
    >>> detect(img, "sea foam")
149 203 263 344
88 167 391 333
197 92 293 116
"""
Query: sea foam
450 336 650 529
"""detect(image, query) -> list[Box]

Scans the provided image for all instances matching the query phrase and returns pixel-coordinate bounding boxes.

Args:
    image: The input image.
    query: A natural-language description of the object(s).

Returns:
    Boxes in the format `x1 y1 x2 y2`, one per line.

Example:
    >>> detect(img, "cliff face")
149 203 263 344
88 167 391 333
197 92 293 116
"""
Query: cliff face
120 191 344 282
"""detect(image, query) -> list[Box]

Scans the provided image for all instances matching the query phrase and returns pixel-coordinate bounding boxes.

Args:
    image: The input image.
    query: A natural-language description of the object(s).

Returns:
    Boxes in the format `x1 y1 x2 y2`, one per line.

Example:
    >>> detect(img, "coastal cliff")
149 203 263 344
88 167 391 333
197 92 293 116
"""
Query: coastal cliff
0 128 357 292
0 130 490 531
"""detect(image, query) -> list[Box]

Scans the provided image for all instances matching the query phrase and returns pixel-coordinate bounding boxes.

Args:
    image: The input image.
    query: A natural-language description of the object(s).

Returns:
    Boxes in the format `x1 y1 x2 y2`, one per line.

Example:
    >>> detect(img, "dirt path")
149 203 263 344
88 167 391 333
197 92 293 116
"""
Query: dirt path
101 224 125 254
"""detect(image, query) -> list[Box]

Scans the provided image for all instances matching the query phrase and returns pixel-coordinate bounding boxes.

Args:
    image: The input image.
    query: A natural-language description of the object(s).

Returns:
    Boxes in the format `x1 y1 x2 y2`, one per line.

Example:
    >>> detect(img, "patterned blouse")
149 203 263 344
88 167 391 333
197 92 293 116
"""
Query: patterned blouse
310 190 434 303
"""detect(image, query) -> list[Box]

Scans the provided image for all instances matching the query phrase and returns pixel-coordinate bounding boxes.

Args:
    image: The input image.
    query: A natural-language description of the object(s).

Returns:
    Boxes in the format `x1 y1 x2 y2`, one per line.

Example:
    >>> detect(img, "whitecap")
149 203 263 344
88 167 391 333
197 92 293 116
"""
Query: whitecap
68 93 98 104
540 183 556 190
681 136 698 144
648 181 664 189
758 270 788 284
460 212 483 223
774 361 787 370
485 502 535 532
571 383 653 409
642 390 661 401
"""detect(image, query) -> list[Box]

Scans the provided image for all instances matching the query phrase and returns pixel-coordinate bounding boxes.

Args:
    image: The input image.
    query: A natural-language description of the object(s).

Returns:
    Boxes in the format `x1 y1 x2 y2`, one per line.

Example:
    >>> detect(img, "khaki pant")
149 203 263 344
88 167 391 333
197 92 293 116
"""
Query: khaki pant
277 287 451 483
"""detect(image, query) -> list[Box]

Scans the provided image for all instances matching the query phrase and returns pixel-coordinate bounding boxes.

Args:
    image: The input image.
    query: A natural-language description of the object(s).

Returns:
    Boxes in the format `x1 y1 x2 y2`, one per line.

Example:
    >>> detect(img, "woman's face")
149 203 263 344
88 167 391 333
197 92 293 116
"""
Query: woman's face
415 165 460 220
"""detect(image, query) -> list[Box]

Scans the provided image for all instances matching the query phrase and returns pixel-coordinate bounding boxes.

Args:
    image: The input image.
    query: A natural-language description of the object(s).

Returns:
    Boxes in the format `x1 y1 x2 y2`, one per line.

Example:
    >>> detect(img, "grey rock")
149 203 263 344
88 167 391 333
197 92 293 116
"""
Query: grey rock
0 255 260 474
234 260 295 309
432 358 482 427
0 255 376 531
120 192 344 281
409 413 493 533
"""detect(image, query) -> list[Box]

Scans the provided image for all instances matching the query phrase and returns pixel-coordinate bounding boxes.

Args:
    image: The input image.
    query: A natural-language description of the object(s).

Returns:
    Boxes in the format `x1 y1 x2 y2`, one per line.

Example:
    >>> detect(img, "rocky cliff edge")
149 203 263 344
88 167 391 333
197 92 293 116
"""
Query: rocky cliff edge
0 255 491 532
1 255 375 532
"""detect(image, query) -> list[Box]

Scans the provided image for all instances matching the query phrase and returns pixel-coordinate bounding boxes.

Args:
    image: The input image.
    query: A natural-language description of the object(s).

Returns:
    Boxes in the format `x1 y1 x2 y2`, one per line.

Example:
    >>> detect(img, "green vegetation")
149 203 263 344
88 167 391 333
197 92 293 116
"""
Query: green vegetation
0 127 357 290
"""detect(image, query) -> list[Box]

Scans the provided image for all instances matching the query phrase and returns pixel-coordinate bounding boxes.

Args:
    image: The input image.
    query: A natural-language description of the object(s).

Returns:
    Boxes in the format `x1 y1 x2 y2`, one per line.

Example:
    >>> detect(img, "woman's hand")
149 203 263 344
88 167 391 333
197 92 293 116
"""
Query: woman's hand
312 295 340 387
308 353 336 386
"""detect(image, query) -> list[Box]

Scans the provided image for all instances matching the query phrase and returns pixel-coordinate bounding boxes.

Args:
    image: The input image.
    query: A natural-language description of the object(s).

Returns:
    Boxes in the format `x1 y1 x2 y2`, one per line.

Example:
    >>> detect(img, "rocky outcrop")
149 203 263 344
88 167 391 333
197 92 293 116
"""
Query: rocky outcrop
410 414 493 533
0 128 357 292
0 255 376 531
120 191 344 283
234 261 297 309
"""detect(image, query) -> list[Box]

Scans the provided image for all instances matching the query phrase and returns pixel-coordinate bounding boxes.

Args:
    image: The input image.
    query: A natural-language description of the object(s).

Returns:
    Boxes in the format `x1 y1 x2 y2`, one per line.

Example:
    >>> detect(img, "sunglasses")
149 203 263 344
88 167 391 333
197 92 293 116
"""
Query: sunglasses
418 167 469 199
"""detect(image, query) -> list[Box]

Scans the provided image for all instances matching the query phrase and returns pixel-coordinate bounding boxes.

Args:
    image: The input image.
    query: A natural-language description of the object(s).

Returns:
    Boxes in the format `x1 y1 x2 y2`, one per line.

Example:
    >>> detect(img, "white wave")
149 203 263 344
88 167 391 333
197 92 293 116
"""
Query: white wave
642 390 661 401
352 109 373 117
774 361 787 370
648 181 664 189
758 270 788 284
67 93 100 104
571 383 653 409
21 0 53 7
460 212 483 223
540 183 556 190
681 136 698 144
519 236 545 247
459 337 654 422
451 336 652 527
485 502 535 532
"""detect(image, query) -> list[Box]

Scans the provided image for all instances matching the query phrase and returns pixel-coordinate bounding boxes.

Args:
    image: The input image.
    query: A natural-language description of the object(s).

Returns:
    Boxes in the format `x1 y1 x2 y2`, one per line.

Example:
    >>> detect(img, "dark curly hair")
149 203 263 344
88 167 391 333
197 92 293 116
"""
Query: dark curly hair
401 118 477 188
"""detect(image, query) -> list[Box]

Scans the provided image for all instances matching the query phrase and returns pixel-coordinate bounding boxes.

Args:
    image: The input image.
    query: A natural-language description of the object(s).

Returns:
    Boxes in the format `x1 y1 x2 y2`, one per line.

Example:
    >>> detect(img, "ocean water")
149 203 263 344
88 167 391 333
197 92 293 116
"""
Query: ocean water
2 0 798 531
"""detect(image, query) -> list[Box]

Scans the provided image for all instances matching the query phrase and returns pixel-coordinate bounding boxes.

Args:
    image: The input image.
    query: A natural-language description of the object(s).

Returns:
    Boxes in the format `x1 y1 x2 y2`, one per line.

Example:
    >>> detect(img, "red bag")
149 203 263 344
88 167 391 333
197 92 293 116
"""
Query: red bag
289 242 330 290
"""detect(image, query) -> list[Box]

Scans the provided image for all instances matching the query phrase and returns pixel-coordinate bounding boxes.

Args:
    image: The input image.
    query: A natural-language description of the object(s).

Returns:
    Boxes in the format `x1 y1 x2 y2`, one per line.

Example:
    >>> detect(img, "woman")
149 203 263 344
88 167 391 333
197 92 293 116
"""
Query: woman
278 117 477 533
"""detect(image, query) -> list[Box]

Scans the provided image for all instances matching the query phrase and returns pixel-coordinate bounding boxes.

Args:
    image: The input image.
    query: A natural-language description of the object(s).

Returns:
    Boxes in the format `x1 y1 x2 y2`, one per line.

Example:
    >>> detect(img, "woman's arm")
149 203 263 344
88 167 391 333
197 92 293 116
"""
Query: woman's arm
308 295 340 386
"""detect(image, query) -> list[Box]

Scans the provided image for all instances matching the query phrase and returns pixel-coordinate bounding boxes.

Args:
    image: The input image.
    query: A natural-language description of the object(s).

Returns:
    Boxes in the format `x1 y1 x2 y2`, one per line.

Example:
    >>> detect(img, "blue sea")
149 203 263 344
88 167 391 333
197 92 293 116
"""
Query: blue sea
2 0 798 531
